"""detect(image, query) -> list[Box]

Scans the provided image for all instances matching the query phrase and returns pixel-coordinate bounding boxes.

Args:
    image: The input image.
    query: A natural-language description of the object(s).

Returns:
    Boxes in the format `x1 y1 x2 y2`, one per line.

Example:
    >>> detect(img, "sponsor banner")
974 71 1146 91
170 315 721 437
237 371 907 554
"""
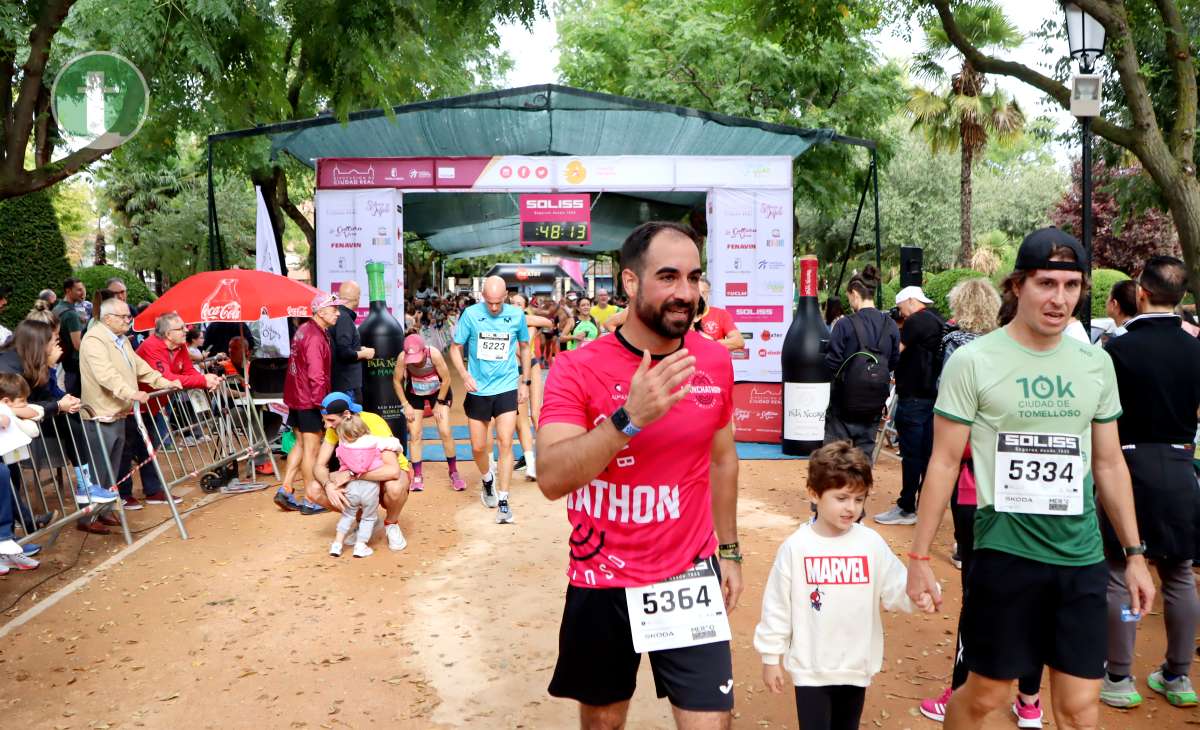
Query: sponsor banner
518 193 591 246
254 186 290 358
471 156 556 188
317 158 435 189
314 188 404 321
731 383 782 443
433 157 493 187
555 156 675 189
676 157 792 188
728 305 784 323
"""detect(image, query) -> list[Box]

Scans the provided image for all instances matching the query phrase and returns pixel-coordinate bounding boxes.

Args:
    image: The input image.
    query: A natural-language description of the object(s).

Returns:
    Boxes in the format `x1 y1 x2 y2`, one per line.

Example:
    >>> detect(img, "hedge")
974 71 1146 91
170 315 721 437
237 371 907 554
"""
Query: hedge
74 265 156 307
1089 268 1130 320
0 191 72 330
924 268 990 316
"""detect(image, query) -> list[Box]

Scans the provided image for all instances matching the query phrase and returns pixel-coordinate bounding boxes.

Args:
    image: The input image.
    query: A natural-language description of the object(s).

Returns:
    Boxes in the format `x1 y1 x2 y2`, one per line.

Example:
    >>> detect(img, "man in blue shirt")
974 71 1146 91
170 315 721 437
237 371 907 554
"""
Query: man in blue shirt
451 275 531 524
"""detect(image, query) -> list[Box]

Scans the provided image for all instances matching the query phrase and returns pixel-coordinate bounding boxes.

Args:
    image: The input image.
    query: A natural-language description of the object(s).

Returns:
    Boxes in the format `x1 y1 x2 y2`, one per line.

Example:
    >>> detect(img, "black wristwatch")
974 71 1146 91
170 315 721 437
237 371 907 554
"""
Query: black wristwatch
609 406 641 437
1123 542 1147 557
523 379 532 385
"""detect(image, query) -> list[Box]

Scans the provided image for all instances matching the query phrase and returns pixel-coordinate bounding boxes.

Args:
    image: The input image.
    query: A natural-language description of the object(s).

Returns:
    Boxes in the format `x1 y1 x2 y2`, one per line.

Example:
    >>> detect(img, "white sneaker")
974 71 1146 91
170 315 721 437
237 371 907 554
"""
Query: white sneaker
385 523 407 551
329 540 343 557
352 542 373 558
525 452 537 481
496 499 515 524
874 506 917 525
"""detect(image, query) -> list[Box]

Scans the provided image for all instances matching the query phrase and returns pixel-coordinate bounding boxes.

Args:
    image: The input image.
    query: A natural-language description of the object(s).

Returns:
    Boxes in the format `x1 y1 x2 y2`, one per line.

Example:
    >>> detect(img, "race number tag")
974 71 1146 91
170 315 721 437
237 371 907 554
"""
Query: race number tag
994 432 1083 515
624 558 731 653
476 331 511 362
410 378 439 395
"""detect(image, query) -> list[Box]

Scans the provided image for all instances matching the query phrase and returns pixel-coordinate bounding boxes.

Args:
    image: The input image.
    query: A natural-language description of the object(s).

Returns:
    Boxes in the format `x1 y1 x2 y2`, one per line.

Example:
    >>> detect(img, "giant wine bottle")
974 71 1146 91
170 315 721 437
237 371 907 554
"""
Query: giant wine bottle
359 261 409 453
781 255 831 456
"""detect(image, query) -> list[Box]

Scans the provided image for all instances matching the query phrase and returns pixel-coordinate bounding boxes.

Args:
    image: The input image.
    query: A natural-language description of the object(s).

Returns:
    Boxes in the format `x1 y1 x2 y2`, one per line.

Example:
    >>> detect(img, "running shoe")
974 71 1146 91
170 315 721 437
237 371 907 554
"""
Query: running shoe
121 496 143 511
143 492 182 506
525 452 537 481
1012 697 1043 728
514 456 526 471
1148 667 1199 707
951 551 962 570
1100 674 1143 708
352 542 374 558
450 473 466 492
22 542 40 557
919 686 952 722
329 540 343 557
873 506 917 525
385 523 407 551
496 499 515 524
2 553 40 571
75 484 117 505
298 500 326 515
481 475 498 508
0 562 9 575
76 521 111 535
410 475 424 493
273 487 300 511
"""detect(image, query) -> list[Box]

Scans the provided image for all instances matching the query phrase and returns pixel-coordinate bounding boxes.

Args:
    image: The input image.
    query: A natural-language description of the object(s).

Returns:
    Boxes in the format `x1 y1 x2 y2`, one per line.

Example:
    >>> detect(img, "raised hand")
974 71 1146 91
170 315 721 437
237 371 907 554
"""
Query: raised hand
622 349 695 429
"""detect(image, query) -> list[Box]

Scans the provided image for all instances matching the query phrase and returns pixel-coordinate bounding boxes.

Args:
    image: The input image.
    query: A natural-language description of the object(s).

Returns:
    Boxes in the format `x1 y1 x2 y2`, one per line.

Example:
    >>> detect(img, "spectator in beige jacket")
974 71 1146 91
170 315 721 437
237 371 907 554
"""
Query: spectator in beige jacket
79 298 181 526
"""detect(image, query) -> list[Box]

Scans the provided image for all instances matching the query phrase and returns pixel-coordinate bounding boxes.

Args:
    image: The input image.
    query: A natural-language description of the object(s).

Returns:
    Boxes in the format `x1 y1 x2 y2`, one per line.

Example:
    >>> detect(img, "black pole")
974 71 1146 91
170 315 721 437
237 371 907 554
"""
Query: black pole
832 162 874 295
871 147 882 274
207 139 217 271
1081 116 1093 334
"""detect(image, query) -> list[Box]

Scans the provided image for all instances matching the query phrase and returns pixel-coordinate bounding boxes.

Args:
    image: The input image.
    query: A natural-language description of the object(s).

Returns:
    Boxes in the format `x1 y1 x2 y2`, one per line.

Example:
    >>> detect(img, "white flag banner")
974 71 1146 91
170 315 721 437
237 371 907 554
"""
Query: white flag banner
255 186 291 358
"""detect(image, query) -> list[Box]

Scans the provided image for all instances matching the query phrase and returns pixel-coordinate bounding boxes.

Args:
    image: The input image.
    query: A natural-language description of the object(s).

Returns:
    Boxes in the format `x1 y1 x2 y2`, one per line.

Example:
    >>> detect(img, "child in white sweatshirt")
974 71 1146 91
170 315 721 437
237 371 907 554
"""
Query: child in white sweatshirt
754 440 934 730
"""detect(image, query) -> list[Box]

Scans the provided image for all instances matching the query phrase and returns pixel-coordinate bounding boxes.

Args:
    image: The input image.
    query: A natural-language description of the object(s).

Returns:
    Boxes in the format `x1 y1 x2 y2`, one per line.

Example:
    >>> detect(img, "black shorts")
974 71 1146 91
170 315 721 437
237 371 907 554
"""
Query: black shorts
463 390 518 422
404 387 452 411
960 549 1107 681
548 557 734 711
286 407 323 434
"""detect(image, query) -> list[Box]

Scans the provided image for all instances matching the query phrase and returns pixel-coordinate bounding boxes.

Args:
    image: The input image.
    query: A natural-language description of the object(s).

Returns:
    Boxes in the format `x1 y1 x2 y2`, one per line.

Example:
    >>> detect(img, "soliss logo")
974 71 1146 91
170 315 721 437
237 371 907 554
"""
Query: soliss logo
525 199 585 209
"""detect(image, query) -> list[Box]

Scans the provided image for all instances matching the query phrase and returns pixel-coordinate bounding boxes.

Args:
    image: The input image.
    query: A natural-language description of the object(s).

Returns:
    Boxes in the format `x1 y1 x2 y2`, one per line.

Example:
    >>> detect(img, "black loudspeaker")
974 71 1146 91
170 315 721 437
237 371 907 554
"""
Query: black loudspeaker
900 247 924 287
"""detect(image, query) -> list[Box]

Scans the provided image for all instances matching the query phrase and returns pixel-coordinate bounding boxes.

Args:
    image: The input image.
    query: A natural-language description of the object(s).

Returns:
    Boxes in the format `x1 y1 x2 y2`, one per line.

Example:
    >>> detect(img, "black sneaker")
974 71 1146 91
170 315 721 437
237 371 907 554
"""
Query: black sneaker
514 456 527 471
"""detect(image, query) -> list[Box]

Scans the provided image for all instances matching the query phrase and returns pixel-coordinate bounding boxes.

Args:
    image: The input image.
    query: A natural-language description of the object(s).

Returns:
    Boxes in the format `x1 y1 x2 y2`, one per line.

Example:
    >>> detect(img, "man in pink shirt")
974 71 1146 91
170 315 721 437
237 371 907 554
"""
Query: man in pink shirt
537 221 742 729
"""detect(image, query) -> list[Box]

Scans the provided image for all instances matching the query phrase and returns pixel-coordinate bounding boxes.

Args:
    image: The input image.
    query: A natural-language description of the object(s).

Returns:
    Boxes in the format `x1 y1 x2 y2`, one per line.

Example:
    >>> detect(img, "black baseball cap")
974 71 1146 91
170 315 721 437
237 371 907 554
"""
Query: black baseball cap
1014 227 1088 273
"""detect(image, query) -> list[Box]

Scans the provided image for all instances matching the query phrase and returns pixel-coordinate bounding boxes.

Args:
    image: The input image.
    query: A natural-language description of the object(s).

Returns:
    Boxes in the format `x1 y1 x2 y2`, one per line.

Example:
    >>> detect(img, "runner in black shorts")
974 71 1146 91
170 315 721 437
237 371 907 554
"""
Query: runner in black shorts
904 229 1155 729
537 222 742 729
395 333 463 492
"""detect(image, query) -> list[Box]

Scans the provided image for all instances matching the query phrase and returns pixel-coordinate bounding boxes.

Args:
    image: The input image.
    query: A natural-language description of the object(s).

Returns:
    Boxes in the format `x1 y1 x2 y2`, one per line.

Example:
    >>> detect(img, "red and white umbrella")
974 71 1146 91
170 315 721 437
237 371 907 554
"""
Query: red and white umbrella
133 270 323 331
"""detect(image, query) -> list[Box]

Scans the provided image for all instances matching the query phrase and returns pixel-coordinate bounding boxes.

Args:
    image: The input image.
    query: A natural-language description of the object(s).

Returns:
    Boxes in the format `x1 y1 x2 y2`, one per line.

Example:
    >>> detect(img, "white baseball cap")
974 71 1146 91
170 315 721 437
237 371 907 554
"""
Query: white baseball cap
895 286 933 306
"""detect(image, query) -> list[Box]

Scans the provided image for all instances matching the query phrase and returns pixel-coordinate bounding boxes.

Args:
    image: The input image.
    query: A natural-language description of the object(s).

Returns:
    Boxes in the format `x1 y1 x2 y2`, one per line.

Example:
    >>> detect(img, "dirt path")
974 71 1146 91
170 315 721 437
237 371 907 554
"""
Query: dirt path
0 436 1190 729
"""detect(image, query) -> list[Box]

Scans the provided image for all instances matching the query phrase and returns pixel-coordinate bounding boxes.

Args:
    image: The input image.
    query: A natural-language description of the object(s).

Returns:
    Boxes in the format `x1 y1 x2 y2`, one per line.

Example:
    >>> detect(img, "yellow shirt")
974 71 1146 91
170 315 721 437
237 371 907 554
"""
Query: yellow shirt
591 303 621 327
324 411 411 471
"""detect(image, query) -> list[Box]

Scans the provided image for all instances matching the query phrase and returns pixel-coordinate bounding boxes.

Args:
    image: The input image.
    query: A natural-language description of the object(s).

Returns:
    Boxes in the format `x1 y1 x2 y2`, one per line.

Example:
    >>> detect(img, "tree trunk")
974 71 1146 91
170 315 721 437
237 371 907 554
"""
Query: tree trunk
958 142 974 268
1163 176 1200 306
93 228 106 265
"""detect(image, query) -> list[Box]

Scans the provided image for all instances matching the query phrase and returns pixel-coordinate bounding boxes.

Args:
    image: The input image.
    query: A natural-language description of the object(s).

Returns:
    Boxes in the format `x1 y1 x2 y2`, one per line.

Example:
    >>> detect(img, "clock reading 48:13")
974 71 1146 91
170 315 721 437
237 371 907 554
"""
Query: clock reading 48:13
520 221 590 245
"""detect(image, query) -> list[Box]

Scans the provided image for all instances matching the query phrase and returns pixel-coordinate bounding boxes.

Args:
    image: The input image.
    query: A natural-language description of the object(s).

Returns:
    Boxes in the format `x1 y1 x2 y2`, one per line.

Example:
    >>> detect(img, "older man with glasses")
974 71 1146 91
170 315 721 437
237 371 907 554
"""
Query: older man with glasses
136 312 222 451
79 298 183 525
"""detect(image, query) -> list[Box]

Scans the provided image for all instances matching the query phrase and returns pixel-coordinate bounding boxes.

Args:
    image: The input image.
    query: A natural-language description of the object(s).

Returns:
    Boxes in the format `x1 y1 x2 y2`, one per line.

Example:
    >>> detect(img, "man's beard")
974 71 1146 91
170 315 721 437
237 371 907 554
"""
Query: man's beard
635 289 696 339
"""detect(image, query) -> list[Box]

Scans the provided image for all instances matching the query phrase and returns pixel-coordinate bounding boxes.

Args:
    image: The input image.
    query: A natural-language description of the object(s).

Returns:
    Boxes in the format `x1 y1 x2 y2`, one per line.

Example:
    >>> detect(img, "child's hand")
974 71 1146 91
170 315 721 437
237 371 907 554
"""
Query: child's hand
0 415 9 430
916 592 935 613
762 663 787 694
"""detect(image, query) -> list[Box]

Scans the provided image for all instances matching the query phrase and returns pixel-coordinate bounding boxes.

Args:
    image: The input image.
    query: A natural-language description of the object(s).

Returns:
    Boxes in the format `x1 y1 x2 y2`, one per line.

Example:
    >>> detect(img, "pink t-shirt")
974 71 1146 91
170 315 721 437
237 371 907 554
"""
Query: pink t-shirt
335 435 401 475
540 330 734 588
699 306 736 341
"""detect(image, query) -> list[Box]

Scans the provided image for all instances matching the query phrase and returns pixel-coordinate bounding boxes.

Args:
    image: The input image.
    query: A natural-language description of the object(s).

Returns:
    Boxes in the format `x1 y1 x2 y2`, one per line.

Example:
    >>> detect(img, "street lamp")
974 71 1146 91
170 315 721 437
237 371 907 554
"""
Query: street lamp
1063 2 1106 335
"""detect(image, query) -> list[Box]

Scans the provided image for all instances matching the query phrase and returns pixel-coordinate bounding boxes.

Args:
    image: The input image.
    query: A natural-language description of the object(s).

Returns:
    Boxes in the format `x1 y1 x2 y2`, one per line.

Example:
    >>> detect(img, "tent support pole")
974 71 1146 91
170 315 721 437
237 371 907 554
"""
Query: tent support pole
872 147 881 275
832 158 874 296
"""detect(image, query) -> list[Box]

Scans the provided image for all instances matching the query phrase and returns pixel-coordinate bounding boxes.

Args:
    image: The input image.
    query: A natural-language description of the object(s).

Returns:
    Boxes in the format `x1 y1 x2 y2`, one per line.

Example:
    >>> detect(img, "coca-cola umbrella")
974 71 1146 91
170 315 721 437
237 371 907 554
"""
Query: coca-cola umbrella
132 270 324 331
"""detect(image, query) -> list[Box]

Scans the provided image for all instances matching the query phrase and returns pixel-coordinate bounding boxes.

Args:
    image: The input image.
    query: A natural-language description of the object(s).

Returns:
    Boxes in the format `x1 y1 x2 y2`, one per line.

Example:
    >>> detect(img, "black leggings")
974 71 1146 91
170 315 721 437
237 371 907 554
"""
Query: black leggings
794 685 865 730
952 500 1043 695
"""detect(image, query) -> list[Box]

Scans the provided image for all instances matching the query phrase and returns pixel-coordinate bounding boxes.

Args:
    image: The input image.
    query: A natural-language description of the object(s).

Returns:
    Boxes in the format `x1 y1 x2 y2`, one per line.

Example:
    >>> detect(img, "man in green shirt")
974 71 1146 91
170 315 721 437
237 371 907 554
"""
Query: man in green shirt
905 228 1155 730
53 277 87 397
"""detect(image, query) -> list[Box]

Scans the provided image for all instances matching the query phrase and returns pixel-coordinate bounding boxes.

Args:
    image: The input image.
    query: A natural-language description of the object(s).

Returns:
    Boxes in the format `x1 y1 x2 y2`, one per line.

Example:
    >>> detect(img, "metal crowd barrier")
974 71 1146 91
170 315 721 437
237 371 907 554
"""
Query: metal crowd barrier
5 375 278 549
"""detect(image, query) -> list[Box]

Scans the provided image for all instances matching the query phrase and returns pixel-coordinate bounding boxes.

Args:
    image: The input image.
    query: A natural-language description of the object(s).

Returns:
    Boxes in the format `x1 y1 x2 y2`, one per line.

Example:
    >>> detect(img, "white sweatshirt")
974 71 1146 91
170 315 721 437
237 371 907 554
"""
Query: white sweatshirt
753 522 914 687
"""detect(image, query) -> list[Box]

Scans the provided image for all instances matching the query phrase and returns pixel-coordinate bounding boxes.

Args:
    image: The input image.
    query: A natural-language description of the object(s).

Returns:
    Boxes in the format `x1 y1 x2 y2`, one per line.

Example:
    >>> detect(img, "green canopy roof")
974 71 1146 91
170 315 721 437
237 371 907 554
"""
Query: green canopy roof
214 85 871 258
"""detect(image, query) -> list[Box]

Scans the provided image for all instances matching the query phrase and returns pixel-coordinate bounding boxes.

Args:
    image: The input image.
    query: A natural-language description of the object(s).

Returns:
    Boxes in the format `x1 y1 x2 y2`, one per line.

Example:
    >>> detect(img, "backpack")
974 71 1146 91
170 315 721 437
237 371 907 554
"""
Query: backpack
832 312 892 421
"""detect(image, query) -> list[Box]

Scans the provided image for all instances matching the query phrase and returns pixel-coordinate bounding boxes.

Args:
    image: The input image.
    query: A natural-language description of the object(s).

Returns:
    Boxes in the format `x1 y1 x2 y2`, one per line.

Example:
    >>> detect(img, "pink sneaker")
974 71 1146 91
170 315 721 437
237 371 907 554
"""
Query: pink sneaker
919 687 952 723
410 475 424 492
450 473 466 492
1012 698 1043 729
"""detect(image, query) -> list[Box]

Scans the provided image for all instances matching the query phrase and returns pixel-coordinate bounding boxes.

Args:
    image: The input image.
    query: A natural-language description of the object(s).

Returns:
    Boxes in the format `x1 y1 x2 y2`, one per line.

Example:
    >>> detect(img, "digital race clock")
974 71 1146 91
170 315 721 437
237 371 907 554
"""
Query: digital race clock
519 194 591 246
520 221 590 244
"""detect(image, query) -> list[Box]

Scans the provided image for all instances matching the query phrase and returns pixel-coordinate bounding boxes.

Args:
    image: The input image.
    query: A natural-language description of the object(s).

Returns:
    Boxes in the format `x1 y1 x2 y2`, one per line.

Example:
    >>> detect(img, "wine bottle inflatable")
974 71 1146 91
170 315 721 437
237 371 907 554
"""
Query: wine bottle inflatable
359 261 408 452
781 255 831 456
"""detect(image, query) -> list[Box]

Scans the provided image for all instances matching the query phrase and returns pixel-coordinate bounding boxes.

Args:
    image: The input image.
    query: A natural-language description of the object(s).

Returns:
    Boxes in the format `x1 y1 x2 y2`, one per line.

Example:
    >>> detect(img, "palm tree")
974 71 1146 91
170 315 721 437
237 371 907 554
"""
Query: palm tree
906 1 1025 267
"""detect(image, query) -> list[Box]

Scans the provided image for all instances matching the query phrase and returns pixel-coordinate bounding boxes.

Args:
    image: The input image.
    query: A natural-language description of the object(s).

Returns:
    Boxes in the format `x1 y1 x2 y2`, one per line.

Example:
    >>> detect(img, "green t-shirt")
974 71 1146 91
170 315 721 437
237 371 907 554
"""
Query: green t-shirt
567 318 598 351
934 328 1122 566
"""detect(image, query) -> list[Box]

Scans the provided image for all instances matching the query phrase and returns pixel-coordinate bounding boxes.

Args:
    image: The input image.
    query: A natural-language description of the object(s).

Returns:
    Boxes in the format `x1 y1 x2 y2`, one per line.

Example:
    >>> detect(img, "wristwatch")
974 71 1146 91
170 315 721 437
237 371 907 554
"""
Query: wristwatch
523 379 532 385
1123 542 1147 557
610 406 641 437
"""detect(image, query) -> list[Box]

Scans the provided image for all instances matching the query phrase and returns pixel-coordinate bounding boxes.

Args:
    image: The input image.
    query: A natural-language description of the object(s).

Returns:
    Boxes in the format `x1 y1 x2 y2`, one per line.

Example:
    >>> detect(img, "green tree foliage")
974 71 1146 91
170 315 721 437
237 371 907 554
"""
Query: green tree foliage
556 0 906 215
0 191 72 328
1090 269 1130 320
923 268 985 315
73 264 154 305
906 1 1024 267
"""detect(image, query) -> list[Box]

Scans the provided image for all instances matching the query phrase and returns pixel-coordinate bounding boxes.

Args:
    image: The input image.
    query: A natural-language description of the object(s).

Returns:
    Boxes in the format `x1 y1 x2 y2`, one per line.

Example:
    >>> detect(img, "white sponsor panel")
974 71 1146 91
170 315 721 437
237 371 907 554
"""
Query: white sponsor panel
677 156 792 188
555 156 675 190
315 188 404 319
471 156 555 189
254 186 291 357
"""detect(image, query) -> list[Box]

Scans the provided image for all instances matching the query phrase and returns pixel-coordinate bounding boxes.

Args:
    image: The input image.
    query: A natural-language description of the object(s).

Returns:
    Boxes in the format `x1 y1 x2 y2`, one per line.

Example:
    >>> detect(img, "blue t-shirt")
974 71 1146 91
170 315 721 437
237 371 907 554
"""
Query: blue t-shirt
453 303 529 395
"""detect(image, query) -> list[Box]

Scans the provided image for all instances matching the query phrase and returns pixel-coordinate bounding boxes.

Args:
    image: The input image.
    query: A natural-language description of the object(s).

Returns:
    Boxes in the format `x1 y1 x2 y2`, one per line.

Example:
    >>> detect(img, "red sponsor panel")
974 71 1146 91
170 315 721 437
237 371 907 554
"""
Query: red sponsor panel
519 194 591 246
729 305 784 323
724 281 749 297
434 157 495 187
731 382 782 443
316 158 435 189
